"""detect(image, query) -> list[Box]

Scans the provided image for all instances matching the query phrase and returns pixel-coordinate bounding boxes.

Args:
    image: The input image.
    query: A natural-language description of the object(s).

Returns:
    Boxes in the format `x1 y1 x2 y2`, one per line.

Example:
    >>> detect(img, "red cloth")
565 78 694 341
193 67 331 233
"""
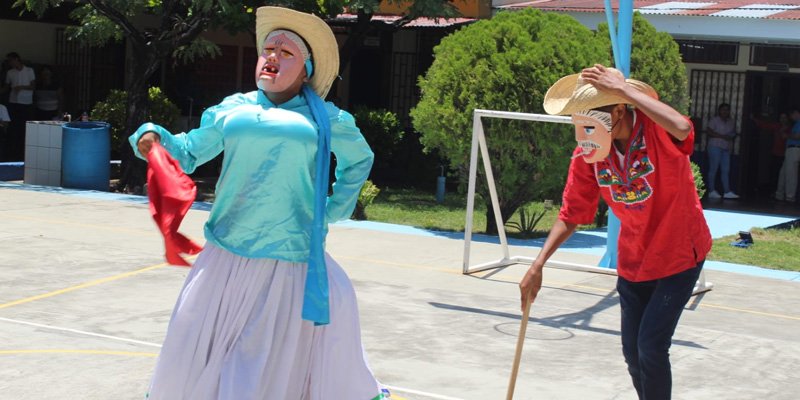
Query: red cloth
146 141 203 266
559 110 712 282
754 118 789 157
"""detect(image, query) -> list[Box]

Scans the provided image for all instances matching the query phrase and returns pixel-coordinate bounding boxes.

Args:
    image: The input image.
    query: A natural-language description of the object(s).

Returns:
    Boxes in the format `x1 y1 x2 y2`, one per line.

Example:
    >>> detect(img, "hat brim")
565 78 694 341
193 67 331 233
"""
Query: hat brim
543 71 658 116
256 7 339 98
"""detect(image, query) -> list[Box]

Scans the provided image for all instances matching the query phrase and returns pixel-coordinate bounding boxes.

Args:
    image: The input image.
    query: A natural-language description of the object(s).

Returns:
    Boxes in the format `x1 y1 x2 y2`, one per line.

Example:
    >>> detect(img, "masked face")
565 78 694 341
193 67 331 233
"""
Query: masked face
256 33 307 97
571 110 614 163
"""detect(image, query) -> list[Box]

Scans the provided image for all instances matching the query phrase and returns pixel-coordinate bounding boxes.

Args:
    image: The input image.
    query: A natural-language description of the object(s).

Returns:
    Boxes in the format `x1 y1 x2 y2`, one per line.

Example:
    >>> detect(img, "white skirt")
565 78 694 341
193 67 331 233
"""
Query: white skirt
147 243 382 400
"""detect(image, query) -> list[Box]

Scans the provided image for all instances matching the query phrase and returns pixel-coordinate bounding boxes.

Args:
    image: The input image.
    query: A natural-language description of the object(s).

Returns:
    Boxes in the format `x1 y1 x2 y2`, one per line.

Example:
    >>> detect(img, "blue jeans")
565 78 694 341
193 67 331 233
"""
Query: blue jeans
617 261 704 400
707 146 730 193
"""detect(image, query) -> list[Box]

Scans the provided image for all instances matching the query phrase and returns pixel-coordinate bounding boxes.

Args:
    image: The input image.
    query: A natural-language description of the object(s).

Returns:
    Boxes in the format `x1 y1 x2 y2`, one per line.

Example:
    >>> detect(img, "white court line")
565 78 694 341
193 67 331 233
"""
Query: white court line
384 385 466 400
0 317 162 348
1 317 465 400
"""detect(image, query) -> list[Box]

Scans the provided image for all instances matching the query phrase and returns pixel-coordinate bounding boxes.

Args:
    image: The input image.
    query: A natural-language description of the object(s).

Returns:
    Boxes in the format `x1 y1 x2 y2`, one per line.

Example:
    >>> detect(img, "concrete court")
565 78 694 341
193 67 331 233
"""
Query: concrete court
0 185 798 400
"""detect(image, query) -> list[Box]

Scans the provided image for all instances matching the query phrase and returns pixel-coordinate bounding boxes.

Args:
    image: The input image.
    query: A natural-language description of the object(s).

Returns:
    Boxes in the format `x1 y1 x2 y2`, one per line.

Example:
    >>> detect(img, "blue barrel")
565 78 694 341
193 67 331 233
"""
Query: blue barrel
436 175 446 204
62 122 111 191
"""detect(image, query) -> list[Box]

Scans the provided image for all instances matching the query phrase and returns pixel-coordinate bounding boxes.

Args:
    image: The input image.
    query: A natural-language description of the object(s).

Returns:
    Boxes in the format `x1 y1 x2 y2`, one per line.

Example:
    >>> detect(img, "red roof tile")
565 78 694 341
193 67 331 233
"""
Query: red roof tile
333 13 476 27
498 1 800 20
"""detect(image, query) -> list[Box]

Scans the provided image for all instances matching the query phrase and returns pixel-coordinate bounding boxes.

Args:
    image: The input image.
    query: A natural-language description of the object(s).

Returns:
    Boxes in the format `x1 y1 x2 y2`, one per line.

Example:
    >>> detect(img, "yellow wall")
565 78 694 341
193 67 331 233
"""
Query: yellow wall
378 0 490 19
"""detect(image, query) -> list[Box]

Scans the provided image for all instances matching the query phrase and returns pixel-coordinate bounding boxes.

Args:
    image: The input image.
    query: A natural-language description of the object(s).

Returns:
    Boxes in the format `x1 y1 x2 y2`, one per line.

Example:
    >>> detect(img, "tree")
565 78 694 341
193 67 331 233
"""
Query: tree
262 0 461 78
14 0 258 192
411 9 608 234
16 0 458 191
597 12 690 114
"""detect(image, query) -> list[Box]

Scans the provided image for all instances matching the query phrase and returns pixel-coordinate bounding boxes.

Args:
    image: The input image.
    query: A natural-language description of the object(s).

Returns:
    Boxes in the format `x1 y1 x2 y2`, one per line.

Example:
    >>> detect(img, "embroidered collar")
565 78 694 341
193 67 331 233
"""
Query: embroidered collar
607 111 642 185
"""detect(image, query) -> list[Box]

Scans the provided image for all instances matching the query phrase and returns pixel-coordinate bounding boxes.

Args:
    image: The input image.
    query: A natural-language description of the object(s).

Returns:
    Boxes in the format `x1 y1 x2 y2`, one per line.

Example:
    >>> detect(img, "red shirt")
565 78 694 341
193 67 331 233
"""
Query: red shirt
559 110 712 282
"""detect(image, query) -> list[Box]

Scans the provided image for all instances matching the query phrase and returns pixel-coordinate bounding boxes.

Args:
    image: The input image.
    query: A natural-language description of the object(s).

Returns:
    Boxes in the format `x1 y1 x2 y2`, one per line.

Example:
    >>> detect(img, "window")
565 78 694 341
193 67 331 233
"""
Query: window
677 40 738 65
750 44 800 68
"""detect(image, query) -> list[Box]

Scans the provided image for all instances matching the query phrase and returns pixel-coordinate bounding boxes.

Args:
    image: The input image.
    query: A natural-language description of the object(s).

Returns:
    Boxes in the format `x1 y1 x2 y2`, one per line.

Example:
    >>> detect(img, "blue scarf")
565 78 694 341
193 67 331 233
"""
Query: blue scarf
301 83 332 325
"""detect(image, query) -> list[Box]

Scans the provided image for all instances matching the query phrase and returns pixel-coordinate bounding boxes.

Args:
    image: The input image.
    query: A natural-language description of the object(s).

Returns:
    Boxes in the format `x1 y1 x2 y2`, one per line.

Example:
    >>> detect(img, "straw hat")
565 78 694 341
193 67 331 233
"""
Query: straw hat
256 7 339 98
542 68 657 116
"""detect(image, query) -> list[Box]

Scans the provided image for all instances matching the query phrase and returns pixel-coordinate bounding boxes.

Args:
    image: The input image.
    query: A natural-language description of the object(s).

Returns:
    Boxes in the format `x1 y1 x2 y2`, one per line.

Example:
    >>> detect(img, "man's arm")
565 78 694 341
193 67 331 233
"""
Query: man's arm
12 79 35 92
519 219 577 310
581 64 692 141
706 119 723 139
0 72 9 97
0 106 9 127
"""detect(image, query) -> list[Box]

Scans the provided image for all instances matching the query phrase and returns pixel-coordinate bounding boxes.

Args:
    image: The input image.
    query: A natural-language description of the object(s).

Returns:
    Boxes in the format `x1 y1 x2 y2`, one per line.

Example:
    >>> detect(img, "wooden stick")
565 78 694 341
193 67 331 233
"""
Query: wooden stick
506 299 532 400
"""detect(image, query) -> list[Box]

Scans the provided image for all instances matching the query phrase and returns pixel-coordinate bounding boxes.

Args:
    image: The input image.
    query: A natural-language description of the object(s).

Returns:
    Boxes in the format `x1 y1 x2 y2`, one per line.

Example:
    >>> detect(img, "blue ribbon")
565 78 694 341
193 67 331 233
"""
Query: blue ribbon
599 0 633 270
301 84 331 325
305 59 314 78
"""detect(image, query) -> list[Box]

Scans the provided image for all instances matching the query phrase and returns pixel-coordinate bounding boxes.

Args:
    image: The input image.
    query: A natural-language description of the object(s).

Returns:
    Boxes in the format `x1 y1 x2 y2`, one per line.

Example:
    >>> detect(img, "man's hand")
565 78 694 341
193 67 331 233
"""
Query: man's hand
580 64 628 97
519 264 543 311
137 132 160 156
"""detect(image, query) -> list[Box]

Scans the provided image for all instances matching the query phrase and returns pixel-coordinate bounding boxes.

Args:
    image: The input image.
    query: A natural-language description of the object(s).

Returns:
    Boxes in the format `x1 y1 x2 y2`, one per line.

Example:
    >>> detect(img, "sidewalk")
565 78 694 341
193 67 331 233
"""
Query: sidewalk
0 183 798 399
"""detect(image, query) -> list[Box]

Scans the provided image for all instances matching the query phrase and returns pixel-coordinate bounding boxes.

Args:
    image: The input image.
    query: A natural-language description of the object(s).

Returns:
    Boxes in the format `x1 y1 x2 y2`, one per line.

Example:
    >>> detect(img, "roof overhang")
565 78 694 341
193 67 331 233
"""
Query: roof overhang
494 1 800 44
332 13 476 28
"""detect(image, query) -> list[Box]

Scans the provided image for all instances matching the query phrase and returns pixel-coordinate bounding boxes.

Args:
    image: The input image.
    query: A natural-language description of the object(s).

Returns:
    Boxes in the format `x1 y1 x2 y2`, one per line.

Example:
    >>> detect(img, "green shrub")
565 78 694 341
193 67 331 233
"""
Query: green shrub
411 9 608 234
352 106 404 170
91 87 181 156
506 203 551 238
691 161 706 199
352 180 381 220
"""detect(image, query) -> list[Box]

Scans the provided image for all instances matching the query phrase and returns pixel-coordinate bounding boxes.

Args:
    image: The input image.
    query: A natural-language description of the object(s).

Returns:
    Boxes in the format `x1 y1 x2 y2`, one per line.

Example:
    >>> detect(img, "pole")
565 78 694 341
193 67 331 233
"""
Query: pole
598 0 634 269
506 299 532 400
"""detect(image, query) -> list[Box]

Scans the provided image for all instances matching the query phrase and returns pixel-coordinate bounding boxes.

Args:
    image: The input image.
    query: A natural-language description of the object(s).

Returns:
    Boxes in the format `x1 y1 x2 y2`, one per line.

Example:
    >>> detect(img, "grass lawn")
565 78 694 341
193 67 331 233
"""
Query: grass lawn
365 187 483 232
364 187 799 271
707 227 800 272
365 187 593 237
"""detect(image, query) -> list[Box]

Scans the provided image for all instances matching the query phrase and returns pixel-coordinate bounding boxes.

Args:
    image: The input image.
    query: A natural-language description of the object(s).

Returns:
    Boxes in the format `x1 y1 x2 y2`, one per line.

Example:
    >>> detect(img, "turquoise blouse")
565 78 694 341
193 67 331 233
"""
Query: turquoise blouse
129 90 374 263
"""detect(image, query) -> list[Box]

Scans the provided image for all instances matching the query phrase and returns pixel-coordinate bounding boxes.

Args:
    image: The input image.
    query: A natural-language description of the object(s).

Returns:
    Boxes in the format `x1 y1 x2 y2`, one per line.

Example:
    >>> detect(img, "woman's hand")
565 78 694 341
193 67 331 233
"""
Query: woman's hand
137 131 160 156
519 264 543 311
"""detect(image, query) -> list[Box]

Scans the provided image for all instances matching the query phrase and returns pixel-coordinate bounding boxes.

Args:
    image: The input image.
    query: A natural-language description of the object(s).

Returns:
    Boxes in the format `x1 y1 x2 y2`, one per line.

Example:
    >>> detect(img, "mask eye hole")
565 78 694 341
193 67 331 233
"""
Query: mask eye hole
583 126 595 135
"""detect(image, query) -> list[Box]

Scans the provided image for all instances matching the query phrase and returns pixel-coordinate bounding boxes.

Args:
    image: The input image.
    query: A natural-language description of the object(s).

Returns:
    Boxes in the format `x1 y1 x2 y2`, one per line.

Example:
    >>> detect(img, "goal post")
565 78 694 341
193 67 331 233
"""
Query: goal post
462 108 712 294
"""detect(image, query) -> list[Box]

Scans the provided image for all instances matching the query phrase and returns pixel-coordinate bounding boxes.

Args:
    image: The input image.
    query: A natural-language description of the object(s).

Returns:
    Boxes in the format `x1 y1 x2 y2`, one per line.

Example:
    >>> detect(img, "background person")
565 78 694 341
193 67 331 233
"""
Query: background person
751 112 791 195
0 103 10 158
775 109 800 202
3 52 35 161
705 103 739 199
34 65 63 121
0 102 9 128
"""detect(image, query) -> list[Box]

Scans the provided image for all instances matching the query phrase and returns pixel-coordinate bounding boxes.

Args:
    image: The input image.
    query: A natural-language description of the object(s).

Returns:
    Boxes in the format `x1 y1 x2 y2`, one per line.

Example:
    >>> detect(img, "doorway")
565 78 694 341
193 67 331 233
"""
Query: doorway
741 71 800 199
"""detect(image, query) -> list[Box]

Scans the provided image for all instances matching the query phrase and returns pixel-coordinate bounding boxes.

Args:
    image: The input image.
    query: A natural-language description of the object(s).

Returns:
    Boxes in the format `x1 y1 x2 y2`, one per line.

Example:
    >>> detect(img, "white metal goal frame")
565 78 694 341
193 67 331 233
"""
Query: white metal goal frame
462 108 713 294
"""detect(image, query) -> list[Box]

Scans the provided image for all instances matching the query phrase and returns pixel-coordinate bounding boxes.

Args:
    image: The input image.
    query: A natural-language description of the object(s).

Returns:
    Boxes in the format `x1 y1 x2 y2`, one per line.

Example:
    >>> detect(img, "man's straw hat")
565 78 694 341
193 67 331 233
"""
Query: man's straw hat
256 7 339 98
543 68 657 116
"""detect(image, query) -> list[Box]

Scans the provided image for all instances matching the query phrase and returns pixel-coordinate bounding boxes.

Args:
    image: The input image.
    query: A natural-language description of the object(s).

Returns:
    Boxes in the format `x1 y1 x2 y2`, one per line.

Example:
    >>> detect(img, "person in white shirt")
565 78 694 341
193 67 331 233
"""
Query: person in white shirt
3 52 36 161
0 103 9 160
0 104 9 126
706 103 740 199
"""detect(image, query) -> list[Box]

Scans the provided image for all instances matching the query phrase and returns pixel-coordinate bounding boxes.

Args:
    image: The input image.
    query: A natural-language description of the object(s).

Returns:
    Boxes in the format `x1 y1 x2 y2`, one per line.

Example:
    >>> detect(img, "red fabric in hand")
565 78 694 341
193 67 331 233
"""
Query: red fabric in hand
146 141 203 266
